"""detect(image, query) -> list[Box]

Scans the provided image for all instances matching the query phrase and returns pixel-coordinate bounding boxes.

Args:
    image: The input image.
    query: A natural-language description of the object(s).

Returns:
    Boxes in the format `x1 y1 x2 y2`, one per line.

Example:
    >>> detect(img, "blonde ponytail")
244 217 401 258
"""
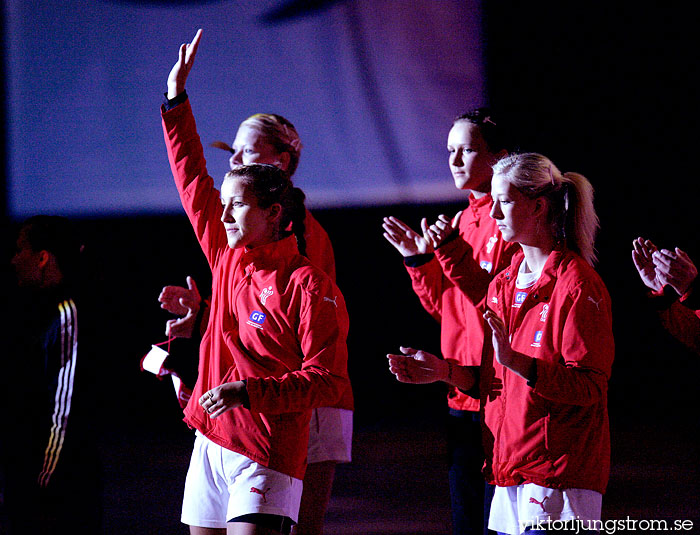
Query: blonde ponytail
493 153 599 265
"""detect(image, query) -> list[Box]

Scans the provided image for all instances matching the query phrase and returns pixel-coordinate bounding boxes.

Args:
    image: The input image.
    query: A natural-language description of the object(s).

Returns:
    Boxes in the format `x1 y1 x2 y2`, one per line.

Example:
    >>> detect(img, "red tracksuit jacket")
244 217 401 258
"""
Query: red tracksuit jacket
482 248 614 494
406 193 518 411
162 98 350 479
654 288 700 355
300 211 354 411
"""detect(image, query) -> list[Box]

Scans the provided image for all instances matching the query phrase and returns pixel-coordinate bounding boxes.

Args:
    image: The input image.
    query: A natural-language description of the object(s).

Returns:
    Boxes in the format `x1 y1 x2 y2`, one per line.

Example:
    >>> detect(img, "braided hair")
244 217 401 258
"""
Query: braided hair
212 113 303 176
225 164 308 257
240 114 302 176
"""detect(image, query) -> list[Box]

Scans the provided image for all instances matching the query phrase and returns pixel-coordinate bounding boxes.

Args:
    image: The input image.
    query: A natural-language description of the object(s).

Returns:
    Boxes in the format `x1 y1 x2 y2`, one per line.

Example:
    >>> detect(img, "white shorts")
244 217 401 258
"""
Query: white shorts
306 407 353 464
181 433 303 529
488 483 602 535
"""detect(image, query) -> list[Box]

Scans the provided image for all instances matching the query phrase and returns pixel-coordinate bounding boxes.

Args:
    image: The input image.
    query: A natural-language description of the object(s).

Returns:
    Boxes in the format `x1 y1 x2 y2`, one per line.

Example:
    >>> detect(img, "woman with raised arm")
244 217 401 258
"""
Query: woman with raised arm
214 109 352 535
161 30 350 535
158 80 352 535
389 153 613 534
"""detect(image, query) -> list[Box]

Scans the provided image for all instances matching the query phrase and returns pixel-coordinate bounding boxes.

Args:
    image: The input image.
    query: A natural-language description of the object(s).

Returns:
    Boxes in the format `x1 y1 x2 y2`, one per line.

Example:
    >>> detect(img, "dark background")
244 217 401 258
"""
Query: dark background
2 2 698 533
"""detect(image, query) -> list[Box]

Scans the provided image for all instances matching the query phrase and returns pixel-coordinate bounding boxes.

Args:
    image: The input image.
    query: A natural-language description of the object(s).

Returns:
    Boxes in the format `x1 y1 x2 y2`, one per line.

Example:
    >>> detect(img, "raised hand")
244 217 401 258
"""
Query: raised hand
421 211 462 249
167 28 203 99
653 247 698 296
632 237 663 292
382 216 433 257
387 346 448 384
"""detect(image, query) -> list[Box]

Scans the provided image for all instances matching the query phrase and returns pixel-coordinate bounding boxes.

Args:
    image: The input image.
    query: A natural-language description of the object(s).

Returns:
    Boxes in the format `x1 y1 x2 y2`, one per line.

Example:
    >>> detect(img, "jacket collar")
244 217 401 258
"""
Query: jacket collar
239 234 299 268
468 192 493 213
501 246 571 296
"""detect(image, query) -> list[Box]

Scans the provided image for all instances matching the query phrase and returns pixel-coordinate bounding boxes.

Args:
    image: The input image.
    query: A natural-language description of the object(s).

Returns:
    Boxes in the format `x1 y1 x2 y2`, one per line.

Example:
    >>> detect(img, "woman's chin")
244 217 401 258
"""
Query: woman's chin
227 237 243 249
452 175 469 190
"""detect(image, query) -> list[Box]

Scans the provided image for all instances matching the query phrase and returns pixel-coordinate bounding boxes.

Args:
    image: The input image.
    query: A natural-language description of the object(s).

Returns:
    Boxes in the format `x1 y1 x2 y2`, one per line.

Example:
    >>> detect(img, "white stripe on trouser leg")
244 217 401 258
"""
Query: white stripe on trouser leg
39 299 78 487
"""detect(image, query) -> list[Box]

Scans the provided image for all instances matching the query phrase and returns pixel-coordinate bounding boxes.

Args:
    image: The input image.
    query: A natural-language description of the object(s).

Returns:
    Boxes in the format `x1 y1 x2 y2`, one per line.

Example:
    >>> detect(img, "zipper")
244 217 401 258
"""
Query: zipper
231 261 256 321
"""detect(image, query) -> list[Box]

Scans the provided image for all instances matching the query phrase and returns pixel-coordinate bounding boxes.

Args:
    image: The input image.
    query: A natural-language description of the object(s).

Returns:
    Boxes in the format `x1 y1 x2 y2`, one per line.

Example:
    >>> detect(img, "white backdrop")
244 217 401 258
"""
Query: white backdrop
6 0 486 217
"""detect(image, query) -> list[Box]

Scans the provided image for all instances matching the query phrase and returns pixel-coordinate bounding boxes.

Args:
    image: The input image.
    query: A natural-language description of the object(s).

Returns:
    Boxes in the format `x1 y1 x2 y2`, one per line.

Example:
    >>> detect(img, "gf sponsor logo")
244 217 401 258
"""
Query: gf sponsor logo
246 310 267 329
513 291 527 308
531 330 543 348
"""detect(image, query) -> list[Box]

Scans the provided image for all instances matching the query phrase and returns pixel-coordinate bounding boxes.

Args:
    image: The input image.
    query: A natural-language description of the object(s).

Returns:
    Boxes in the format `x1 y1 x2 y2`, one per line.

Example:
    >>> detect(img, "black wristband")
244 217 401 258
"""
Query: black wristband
681 283 700 311
162 90 188 111
650 285 681 311
404 253 435 268
458 365 480 399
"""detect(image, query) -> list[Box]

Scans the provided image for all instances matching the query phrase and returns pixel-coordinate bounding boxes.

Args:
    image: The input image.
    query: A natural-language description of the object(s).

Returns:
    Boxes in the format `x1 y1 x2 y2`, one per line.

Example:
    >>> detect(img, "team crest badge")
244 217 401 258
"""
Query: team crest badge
486 233 498 254
260 286 274 305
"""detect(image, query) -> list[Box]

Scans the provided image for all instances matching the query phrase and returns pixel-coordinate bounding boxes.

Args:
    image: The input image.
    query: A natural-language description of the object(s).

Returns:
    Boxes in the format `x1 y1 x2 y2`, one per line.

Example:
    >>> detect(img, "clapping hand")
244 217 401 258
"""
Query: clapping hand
483 308 534 381
422 211 463 249
382 216 433 257
483 309 513 368
387 346 447 384
632 237 663 292
159 276 202 338
653 247 698 297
